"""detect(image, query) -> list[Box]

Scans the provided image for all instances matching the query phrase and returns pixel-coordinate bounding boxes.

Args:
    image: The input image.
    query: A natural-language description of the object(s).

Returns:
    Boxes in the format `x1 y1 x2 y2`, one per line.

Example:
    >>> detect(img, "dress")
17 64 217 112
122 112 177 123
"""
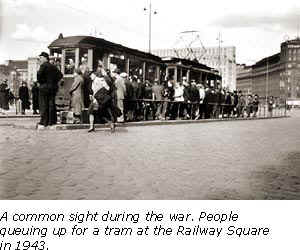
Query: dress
69 75 84 116
19 86 30 112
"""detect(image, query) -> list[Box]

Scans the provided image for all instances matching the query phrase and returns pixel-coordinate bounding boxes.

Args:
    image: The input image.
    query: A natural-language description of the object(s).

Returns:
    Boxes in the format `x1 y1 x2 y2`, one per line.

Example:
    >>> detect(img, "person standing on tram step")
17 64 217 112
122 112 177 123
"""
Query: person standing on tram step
18 81 30 115
31 81 39 114
114 71 127 123
69 68 84 124
37 52 63 128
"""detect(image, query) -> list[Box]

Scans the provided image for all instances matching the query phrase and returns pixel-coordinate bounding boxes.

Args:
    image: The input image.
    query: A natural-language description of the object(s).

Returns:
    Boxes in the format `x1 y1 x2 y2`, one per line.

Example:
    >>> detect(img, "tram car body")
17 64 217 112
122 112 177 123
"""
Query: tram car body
48 35 221 110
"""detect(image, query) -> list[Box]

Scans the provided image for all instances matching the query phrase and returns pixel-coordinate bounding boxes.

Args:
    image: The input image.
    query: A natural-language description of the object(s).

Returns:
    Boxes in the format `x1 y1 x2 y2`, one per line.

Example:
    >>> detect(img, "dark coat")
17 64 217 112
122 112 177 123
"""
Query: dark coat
37 61 63 95
131 81 141 100
162 84 174 101
183 86 191 102
0 83 9 110
31 85 39 110
125 80 134 101
252 98 259 112
144 85 153 99
190 85 200 103
19 86 30 109
82 71 92 108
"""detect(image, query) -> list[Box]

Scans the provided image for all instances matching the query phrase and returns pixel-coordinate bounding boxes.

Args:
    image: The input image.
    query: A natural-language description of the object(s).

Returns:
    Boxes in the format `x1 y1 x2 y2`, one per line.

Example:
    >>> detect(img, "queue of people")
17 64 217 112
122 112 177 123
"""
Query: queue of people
66 62 280 133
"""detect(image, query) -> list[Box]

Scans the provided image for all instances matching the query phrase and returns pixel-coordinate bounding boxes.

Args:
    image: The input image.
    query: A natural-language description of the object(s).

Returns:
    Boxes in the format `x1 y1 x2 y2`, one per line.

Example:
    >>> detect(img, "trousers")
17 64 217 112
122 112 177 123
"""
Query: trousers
39 91 57 126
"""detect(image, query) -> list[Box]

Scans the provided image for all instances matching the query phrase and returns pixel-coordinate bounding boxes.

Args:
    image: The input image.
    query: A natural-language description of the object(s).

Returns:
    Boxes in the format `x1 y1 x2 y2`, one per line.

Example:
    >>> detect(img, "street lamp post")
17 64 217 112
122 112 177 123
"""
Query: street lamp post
144 0 157 53
216 32 223 88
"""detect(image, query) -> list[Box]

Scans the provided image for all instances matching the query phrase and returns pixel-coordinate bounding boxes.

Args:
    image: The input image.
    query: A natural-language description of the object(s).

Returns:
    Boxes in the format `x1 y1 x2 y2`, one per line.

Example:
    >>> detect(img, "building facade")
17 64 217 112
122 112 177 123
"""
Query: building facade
0 60 28 96
236 38 300 104
152 46 236 90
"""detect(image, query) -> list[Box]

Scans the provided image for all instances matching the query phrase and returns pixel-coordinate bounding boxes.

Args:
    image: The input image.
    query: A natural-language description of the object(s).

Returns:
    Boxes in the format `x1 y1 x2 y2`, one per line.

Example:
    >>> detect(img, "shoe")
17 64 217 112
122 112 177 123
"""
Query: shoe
110 123 115 133
88 127 95 133
37 124 46 130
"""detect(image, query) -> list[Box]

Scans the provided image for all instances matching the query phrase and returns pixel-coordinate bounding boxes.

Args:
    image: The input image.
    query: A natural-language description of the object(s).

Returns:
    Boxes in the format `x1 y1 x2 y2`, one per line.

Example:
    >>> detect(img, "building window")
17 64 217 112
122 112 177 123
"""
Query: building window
288 64 292 68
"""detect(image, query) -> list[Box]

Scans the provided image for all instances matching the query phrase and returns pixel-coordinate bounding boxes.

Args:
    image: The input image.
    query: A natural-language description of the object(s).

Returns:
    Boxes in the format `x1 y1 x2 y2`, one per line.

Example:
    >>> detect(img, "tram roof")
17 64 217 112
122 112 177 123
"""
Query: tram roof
162 57 213 71
48 35 162 62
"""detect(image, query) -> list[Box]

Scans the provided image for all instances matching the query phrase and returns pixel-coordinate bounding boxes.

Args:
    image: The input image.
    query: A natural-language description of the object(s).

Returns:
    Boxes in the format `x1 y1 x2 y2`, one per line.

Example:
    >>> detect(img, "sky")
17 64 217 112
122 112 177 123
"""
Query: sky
0 0 300 65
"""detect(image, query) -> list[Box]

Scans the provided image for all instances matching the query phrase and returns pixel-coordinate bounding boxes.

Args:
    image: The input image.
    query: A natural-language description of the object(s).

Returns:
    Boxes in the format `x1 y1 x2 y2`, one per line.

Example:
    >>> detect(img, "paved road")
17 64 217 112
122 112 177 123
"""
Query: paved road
0 111 299 200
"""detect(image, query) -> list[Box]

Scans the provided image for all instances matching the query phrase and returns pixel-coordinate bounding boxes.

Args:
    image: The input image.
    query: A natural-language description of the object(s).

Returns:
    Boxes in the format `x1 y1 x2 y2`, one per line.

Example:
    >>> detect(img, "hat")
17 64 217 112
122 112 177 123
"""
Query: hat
120 72 127 78
39 52 49 60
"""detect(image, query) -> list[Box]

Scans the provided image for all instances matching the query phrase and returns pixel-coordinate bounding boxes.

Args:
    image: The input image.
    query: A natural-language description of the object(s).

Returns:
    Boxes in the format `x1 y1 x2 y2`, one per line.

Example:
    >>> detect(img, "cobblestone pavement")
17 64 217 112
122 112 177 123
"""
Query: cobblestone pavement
0 111 299 200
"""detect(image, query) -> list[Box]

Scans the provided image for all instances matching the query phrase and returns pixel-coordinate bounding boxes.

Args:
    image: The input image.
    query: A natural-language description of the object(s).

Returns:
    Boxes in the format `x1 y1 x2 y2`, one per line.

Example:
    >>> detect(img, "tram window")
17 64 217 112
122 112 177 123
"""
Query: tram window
129 59 143 80
109 55 126 73
50 52 62 71
182 69 188 79
65 49 76 75
167 68 175 80
146 64 156 83
79 49 88 66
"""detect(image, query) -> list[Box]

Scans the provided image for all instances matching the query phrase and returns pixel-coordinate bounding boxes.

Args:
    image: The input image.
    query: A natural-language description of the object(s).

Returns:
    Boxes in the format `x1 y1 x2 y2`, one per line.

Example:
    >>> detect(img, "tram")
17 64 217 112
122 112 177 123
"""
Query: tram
47 34 221 110
162 57 221 86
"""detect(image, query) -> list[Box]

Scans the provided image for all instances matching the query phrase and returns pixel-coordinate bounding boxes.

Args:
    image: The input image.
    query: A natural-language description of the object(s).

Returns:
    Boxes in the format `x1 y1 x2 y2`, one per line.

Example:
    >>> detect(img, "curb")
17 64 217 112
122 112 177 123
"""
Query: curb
7 115 290 131
0 115 40 119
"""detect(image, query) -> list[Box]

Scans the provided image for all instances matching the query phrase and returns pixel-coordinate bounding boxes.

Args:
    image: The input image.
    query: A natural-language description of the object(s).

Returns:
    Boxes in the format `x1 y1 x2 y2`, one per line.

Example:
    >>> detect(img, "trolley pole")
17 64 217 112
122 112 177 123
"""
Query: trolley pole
149 1 152 53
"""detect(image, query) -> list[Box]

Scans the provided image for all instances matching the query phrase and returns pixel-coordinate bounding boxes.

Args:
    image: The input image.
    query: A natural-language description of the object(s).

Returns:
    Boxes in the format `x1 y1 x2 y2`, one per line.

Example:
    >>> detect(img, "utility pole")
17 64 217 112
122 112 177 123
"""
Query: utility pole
144 0 157 53
266 57 269 105
216 32 223 87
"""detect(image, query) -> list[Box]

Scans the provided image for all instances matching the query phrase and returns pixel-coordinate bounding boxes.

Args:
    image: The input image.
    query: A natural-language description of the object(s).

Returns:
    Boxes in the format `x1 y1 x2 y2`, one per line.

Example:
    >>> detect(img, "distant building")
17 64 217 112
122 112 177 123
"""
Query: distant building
1 60 28 96
152 46 236 90
28 57 40 84
236 37 300 104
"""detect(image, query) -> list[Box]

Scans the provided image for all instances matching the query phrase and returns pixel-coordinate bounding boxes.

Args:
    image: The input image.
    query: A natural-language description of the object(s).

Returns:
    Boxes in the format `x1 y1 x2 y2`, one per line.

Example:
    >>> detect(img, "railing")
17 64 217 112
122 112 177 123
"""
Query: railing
121 98 287 122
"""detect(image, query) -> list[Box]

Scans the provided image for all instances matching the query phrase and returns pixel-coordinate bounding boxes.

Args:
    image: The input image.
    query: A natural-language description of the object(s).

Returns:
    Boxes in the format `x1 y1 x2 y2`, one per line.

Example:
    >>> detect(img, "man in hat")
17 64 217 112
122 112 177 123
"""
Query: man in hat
37 51 63 127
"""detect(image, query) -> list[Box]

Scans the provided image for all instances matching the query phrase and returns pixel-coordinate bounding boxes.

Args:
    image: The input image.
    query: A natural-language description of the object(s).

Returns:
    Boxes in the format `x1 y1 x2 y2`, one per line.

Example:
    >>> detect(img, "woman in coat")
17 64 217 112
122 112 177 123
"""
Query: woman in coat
88 72 114 132
0 80 9 113
18 81 30 115
69 68 84 123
